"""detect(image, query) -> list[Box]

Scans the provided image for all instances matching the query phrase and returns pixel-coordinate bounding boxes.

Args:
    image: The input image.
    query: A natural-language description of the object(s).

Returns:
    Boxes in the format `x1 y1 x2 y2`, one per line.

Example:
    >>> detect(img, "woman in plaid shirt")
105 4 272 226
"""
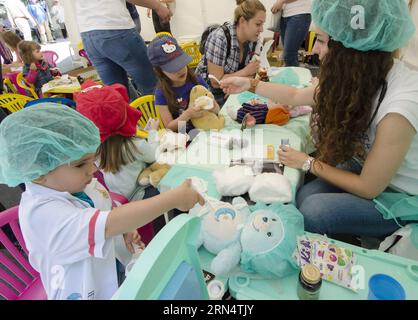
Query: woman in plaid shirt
196 0 266 106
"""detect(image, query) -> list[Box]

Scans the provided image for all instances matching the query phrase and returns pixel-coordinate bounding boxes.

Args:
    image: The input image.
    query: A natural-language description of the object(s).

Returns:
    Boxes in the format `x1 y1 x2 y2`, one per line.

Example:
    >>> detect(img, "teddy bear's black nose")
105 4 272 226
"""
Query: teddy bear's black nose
263 217 268 223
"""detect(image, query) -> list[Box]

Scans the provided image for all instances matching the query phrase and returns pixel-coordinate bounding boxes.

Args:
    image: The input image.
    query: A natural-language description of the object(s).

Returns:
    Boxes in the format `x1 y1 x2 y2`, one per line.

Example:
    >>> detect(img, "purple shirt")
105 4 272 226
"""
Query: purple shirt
155 75 208 132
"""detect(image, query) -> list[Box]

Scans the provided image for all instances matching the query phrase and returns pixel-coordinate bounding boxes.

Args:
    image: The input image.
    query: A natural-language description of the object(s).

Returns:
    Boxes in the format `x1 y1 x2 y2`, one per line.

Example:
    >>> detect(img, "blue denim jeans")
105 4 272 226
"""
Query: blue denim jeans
81 28 157 95
280 14 311 67
296 159 403 238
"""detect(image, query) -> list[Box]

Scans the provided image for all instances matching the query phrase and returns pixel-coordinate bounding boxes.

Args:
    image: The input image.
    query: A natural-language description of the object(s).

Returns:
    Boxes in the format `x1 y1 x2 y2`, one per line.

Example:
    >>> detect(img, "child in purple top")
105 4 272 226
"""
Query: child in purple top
147 35 220 134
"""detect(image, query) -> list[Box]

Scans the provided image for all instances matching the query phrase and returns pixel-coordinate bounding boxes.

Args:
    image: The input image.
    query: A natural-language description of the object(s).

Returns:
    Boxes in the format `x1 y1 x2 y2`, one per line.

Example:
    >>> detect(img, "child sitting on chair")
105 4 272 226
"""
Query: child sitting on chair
75 81 160 202
147 34 220 133
0 104 204 300
19 41 61 96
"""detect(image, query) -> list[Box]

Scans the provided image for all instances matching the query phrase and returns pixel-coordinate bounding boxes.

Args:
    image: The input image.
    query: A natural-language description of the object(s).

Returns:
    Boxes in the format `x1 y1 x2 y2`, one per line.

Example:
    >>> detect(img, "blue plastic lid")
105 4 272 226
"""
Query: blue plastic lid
368 274 406 300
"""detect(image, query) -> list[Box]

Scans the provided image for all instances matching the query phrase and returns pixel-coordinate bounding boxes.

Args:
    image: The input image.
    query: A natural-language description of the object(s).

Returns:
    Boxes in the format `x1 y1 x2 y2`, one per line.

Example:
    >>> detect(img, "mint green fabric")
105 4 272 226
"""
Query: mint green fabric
312 0 415 52
374 192 418 227
0 103 100 186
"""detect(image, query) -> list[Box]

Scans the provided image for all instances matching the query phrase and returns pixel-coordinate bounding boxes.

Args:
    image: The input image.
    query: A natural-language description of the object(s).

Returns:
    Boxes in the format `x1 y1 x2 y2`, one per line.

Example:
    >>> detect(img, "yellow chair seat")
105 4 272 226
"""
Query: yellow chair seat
0 94 34 113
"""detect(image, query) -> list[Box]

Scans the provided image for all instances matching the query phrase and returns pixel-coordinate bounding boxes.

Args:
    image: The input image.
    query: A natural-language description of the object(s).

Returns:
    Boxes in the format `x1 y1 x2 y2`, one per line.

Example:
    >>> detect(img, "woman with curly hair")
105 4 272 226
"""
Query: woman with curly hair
220 0 418 239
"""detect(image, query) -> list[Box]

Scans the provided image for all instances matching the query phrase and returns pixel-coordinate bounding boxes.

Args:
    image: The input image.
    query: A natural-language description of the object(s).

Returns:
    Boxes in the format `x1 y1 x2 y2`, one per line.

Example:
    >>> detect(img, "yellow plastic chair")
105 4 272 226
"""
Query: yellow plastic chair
0 93 34 113
16 72 39 99
130 95 165 138
154 32 173 39
180 41 202 69
3 78 17 94
307 31 316 54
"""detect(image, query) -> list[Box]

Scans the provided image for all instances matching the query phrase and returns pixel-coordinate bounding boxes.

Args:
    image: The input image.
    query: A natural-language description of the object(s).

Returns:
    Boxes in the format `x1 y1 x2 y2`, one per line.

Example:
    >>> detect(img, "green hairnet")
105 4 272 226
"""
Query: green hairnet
0 104 100 187
312 0 416 52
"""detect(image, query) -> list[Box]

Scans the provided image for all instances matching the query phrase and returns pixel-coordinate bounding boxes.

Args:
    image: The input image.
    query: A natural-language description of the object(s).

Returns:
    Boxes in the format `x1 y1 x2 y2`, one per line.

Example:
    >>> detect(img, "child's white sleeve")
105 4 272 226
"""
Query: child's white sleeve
32 202 113 265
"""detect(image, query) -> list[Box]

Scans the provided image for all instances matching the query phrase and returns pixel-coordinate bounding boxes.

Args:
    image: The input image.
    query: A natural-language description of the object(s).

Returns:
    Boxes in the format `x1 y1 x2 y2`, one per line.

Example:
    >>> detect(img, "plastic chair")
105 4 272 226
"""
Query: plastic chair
78 49 93 67
24 97 76 108
0 93 34 113
115 214 209 300
3 78 17 94
180 41 202 69
154 32 173 39
42 50 59 68
16 72 39 99
4 71 26 95
130 95 165 138
0 206 47 300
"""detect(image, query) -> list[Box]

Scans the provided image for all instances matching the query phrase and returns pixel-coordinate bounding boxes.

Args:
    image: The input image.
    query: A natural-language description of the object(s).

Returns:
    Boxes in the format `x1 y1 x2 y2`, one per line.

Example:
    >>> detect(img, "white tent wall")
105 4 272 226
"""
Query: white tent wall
61 0 277 49
137 0 277 42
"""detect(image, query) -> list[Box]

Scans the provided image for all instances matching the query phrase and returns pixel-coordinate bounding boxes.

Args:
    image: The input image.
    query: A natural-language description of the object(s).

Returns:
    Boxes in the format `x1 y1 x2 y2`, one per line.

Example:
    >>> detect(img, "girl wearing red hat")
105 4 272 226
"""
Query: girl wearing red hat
76 82 161 202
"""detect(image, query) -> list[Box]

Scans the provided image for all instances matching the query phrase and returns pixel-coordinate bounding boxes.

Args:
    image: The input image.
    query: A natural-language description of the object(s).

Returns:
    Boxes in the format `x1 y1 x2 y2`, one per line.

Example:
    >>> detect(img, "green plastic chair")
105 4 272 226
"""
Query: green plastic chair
115 214 209 300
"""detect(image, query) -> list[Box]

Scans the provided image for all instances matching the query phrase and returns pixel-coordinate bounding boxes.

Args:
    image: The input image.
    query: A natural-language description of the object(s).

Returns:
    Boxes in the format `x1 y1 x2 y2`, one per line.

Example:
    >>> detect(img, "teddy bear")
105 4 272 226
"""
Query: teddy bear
156 129 189 165
137 162 171 187
190 194 304 278
189 85 225 130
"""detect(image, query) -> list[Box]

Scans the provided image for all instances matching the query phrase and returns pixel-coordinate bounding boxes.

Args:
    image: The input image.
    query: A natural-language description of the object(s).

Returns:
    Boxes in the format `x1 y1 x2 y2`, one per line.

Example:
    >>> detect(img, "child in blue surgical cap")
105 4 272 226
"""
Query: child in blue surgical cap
0 104 204 300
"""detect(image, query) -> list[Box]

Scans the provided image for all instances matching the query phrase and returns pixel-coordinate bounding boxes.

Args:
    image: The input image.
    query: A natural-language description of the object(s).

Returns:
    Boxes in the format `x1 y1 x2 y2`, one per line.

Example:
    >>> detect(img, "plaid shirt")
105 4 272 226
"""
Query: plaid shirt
196 22 257 81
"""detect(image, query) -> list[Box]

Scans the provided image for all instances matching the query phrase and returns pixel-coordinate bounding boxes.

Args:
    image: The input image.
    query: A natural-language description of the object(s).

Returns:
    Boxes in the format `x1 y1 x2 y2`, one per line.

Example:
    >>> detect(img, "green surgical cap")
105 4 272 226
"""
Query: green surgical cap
0 104 100 187
312 0 416 52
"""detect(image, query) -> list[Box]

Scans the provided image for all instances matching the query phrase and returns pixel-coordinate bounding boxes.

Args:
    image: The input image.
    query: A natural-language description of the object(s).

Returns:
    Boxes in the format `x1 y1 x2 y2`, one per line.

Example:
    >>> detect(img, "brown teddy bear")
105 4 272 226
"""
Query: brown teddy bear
189 85 225 130
137 162 171 187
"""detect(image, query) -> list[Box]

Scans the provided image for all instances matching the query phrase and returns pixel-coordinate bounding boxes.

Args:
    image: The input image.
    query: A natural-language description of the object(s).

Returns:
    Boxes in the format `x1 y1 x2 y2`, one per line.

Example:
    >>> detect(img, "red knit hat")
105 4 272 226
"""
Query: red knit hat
75 82 141 142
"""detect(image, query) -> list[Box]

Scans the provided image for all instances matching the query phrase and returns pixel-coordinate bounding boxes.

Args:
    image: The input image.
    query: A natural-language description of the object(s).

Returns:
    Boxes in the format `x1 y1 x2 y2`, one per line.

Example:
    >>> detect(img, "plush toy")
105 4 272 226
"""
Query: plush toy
137 162 170 187
190 196 304 278
190 196 251 276
227 100 312 127
156 129 189 165
189 85 225 130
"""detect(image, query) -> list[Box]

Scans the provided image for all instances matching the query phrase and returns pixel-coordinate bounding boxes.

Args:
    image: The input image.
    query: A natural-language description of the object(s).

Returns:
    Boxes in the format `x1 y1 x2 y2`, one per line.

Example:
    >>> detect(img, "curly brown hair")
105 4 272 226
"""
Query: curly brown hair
312 40 394 166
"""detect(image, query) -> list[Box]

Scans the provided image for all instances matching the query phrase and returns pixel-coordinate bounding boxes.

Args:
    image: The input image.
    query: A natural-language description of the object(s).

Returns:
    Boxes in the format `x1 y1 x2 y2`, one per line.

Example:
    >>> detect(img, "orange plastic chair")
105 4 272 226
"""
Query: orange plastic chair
0 93 34 113
16 72 39 99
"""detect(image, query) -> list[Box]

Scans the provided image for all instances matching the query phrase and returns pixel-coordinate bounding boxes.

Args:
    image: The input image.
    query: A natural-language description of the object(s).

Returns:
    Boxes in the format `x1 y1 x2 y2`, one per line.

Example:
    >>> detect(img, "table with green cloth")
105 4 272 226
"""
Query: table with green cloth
158 67 316 203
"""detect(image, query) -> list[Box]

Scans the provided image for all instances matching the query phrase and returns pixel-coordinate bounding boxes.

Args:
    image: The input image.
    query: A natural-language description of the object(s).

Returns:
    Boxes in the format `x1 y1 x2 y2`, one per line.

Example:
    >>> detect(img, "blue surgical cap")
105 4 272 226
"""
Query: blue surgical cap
312 0 416 52
0 104 100 186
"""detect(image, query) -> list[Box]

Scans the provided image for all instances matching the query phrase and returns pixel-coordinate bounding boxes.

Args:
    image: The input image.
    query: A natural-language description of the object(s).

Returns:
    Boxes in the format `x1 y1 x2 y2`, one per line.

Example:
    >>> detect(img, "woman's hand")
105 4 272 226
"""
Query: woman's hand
220 77 251 95
123 230 145 254
278 145 310 169
271 0 284 13
156 2 171 23
244 61 260 76
174 179 205 212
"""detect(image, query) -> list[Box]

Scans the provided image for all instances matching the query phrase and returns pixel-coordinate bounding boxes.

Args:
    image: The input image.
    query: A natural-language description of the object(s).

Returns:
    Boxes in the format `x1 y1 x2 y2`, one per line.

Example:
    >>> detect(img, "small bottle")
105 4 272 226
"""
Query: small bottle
297 264 322 300
266 144 274 160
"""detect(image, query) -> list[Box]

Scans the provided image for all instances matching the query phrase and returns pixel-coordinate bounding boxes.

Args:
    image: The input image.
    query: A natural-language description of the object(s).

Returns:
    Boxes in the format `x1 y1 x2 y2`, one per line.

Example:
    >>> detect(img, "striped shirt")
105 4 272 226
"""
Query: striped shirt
196 22 257 82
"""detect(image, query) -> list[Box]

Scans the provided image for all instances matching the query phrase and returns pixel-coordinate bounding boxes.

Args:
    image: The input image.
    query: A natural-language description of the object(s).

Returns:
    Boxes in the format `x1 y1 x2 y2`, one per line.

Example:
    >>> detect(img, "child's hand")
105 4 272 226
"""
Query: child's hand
30 63 37 71
186 106 204 119
123 230 145 254
174 179 205 211
149 118 160 131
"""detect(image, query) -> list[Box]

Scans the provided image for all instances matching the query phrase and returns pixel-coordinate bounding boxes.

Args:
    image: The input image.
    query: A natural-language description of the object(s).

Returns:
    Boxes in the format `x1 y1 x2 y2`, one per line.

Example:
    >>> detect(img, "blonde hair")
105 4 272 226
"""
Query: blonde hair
1 30 22 51
234 0 266 26
18 41 41 64
97 135 141 173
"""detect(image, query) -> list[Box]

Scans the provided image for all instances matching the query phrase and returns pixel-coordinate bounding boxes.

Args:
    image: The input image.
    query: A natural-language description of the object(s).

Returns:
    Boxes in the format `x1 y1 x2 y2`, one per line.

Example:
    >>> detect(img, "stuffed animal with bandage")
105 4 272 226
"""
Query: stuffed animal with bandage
190 192 304 277
156 129 189 165
189 85 225 130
